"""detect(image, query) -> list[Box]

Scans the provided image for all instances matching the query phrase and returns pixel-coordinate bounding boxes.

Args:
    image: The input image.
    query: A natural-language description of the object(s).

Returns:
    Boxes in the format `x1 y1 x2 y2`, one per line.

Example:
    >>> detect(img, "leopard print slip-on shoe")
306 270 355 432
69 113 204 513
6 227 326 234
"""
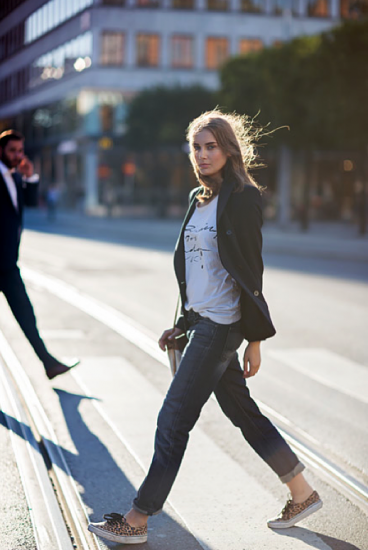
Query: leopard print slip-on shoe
267 490 323 529
88 512 148 544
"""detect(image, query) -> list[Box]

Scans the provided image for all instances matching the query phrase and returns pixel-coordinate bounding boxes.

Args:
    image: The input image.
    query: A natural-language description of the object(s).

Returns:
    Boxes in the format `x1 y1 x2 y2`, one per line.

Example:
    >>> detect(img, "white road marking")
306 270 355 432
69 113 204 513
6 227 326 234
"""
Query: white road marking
22 266 162 363
268 348 368 405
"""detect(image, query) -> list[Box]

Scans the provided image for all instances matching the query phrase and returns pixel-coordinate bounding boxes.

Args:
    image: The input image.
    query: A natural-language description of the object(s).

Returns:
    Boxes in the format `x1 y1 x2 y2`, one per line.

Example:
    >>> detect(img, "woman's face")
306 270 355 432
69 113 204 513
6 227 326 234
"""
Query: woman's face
192 129 228 181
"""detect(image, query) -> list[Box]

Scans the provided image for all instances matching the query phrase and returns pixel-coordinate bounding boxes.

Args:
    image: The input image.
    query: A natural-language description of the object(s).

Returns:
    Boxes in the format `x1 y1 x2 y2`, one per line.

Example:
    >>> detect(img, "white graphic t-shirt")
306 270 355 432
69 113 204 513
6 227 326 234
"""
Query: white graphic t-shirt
184 195 241 325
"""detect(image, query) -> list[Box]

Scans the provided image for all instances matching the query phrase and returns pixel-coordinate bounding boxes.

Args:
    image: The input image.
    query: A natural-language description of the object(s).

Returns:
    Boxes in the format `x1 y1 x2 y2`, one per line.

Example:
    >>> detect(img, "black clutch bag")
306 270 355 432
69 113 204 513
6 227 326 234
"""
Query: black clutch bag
166 298 188 377
167 333 188 377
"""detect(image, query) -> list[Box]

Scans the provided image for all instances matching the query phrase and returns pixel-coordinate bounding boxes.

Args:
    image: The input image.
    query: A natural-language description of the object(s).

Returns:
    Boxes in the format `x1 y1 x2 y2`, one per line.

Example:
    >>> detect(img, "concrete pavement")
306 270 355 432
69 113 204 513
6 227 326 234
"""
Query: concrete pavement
23 208 368 263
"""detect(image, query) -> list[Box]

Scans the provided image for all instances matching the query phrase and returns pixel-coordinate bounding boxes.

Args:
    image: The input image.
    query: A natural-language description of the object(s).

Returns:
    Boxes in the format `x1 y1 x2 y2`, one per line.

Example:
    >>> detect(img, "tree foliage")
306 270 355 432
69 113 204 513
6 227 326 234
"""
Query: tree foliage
125 85 216 150
218 19 368 150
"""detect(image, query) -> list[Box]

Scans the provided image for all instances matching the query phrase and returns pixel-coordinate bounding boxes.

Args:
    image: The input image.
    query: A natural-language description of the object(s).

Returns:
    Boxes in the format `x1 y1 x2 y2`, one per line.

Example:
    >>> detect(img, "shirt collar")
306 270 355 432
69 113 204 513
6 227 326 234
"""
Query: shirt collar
0 160 10 176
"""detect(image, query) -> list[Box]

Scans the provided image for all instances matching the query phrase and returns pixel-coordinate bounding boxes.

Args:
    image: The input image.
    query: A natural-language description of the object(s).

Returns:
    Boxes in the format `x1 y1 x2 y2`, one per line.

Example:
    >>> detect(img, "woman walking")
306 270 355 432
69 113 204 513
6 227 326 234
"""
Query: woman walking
88 110 322 544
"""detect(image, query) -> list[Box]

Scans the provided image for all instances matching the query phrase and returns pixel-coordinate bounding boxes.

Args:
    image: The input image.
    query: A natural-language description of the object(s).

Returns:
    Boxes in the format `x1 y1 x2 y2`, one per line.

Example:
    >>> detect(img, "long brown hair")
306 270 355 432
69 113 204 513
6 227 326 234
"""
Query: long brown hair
186 109 261 201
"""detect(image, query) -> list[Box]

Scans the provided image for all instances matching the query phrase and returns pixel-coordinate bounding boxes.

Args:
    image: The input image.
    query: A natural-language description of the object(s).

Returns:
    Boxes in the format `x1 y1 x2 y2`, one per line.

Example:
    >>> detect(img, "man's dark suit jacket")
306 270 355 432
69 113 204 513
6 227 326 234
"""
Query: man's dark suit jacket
0 171 38 271
174 180 276 343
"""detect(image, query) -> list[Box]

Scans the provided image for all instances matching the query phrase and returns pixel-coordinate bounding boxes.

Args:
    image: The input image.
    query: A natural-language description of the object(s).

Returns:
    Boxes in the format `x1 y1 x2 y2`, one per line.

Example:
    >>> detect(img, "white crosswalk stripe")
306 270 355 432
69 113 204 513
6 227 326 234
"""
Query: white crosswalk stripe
268 348 368 405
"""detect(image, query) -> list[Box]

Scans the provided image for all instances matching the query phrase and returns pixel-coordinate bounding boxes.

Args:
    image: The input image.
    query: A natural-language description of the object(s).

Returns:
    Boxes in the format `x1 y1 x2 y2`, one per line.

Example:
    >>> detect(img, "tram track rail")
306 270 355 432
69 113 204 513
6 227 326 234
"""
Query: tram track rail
0 330 100 550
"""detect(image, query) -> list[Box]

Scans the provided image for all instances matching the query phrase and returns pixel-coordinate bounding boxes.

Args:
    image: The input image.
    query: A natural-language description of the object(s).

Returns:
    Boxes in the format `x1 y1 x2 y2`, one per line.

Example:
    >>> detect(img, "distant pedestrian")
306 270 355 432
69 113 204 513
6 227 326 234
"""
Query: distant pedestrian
46 183 60 221
88 110 322 544
0 130 79 380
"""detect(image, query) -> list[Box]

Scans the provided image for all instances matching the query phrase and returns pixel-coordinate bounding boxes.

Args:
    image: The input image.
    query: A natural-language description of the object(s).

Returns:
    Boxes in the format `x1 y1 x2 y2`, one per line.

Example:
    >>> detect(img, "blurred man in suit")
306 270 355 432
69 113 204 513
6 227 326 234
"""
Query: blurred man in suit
0 129 79 379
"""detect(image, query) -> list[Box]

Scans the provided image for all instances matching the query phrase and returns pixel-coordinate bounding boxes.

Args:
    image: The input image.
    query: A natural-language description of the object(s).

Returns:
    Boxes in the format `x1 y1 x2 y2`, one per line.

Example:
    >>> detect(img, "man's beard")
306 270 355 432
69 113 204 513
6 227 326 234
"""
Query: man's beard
0 152 13 169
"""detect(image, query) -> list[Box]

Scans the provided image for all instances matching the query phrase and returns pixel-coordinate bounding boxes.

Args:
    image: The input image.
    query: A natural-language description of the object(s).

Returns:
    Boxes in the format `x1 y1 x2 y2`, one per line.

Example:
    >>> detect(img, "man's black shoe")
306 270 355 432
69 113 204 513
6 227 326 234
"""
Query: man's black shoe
46 358 80 380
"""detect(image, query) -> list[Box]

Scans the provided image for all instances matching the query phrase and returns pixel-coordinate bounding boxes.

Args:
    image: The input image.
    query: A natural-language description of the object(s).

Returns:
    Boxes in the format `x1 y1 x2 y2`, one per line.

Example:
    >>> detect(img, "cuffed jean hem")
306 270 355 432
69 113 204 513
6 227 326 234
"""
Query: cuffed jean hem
279 461 305 483
132 502 162 516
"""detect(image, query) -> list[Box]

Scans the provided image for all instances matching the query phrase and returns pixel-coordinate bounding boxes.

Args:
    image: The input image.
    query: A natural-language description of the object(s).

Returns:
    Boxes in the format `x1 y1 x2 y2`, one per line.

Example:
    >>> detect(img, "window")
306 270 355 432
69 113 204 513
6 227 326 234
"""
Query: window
171 35 194 68
0 22 25 61
0 0 25 21
270 0 291 14
136 0 160 6
102 0 126 4
24 0 94 44
100 32 125 65
136 34 160 67
291 0 300 15
66 0 74 19
0 66 29 104
306 0 329 16
172 0 194 8
340 0 366 18
41 4 48 35
207 0 229 9
59 0 66 21
47 1 54 30
0 36 5 60
100 104 114 132
53 0 61 26
30 32 93 90
240 0 265 12
239 38 263 55
206 37 229 70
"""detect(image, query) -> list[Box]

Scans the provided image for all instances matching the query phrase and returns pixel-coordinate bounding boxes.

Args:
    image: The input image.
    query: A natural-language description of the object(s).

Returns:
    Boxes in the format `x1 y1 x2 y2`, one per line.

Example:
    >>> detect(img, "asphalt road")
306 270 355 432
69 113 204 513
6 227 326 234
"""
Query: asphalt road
0 213 367 550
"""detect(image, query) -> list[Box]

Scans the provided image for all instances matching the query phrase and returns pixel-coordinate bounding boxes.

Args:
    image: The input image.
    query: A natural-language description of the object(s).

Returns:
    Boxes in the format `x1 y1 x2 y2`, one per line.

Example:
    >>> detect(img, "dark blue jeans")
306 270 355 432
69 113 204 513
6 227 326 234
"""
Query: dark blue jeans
133 312 304 515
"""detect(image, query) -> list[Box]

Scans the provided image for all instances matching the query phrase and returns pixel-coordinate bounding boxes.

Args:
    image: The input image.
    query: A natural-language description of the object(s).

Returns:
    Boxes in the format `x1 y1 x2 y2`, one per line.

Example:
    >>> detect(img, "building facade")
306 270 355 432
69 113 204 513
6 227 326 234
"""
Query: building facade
0 0 361 215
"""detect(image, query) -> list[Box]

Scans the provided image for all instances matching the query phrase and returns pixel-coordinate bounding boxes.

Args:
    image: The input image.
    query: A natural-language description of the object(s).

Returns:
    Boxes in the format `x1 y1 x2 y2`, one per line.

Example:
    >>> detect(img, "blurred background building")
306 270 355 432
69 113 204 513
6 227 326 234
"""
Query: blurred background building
0 0 365 219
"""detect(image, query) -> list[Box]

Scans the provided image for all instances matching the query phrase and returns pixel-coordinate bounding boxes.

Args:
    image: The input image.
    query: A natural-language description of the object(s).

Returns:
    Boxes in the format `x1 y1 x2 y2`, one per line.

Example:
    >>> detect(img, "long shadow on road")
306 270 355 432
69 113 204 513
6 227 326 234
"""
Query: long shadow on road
264 252 368 284
0 394 203 550
54 388 203 550
275 527 363 550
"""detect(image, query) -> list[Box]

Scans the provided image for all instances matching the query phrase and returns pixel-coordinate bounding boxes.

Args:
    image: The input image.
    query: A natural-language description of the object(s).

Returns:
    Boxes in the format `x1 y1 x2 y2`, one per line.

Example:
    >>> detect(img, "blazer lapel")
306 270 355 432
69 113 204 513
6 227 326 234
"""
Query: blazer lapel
178 189 201 240
174 187 201 283
217 179 235 224
0 172 19 212
13 172 23 214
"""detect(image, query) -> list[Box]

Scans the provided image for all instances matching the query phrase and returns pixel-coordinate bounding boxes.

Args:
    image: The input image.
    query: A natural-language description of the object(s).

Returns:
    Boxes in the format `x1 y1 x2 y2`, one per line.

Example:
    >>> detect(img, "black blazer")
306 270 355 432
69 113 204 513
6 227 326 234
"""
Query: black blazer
0 171 38 271
173 180 276 342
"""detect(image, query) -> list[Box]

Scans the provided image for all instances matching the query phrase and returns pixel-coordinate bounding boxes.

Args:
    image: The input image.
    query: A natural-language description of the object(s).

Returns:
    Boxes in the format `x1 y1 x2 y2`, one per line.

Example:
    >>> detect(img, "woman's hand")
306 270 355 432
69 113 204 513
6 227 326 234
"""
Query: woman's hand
158 327 185 351
243 341 261 378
